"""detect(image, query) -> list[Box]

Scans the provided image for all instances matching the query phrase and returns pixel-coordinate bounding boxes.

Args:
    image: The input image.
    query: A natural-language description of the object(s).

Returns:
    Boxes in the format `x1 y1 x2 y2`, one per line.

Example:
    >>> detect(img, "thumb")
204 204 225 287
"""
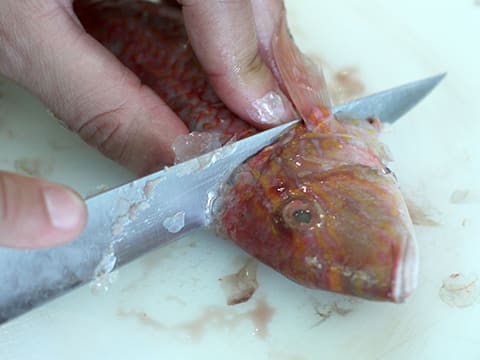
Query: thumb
0 171 86 249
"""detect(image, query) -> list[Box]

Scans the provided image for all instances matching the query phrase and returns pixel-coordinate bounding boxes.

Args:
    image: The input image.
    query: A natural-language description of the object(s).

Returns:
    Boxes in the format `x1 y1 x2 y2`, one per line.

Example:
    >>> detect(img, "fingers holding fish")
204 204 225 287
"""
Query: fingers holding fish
0 0 189 175
177 0 297 128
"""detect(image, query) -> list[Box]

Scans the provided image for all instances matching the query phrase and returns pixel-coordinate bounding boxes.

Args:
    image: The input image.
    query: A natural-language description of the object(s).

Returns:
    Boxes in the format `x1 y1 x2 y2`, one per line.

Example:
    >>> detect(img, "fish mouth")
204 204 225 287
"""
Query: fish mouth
390 232 419 303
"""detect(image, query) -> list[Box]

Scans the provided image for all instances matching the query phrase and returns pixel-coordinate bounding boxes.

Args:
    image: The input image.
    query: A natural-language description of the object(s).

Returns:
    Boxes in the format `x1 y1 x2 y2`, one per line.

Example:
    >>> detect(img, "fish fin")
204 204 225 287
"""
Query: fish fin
272 15 334 129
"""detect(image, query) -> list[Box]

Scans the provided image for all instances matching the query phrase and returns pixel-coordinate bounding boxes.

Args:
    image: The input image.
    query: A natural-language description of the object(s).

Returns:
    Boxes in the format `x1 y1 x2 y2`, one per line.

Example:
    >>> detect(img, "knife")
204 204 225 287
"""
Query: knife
0 73 445 324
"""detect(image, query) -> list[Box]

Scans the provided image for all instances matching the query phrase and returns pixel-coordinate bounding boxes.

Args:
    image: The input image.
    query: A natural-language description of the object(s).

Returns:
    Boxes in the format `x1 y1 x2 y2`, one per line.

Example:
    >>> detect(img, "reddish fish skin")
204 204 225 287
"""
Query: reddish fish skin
74 0 257 143
75 1 418 302
216 19 417 302
216 122 414 301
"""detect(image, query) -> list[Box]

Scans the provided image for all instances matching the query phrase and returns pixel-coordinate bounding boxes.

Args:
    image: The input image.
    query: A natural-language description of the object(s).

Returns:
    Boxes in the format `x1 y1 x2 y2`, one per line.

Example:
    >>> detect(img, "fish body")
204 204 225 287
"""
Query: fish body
75 1 257 143
75 0 418 302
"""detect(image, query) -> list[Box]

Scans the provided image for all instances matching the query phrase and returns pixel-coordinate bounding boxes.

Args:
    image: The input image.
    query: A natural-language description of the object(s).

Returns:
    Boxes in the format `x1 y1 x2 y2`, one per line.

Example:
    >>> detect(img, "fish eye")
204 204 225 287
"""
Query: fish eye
292 209 312 223
282 199 322 230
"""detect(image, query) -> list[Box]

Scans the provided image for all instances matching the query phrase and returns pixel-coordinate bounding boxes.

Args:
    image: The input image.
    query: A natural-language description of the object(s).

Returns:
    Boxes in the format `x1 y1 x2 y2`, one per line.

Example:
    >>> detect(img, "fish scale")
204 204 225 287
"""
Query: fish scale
75 0 257 142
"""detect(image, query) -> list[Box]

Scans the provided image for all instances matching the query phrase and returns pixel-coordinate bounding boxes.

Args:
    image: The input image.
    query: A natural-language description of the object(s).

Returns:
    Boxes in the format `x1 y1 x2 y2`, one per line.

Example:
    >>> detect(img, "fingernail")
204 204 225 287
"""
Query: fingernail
44 187 85 230
248 91 293 125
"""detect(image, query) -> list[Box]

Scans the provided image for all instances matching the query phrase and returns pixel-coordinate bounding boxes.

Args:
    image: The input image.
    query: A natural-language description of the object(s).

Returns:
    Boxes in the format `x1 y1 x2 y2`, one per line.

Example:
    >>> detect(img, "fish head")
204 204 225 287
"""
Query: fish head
215 119 418 302
216 14 418 302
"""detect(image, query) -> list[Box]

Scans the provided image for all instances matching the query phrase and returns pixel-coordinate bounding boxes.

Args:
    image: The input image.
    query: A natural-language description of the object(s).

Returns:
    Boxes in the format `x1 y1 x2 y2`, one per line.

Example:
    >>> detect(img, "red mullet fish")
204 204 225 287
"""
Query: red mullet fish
74 0 418 302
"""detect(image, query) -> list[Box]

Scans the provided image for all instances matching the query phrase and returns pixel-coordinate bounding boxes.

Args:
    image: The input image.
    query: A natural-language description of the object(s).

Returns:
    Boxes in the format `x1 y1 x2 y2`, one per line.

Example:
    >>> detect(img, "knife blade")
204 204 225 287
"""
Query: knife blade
335 73 446 123
0 74 445 323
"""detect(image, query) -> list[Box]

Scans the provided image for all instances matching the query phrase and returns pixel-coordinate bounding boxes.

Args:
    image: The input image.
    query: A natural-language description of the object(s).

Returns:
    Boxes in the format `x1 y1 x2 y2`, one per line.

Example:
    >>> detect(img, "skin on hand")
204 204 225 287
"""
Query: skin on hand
0 171 86 249
0 0 297 248
177 0 296 127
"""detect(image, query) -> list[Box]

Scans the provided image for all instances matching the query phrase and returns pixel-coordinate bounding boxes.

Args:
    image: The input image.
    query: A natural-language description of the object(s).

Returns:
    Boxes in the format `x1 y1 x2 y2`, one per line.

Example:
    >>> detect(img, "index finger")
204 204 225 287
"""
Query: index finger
178 0 296 128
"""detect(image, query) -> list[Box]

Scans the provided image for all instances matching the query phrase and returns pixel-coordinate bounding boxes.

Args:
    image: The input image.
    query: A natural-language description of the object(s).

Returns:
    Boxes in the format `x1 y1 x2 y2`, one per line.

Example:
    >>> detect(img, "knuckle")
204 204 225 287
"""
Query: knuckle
240 49 267 78
76 108 131 163
74 70 140 165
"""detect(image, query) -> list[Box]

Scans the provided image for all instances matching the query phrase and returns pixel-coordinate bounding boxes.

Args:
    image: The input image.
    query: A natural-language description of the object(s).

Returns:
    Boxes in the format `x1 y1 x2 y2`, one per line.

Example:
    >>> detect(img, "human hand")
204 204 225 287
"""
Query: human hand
0 171 86 248
0 0 295 248
174 0 296 127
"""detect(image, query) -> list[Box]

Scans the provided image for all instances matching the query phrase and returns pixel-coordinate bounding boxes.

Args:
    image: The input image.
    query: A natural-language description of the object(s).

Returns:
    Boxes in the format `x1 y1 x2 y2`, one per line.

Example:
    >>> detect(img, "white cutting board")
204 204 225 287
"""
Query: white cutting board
1 0 479 359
